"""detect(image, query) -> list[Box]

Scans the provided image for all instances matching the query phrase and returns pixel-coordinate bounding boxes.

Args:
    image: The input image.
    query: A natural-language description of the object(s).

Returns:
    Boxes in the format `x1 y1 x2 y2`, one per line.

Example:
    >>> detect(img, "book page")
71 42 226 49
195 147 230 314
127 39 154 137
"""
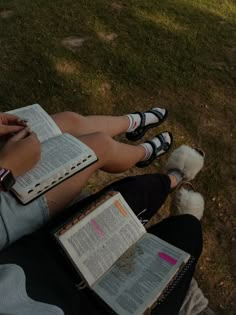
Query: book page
56 193 146 287
7 104 62 142
12 133 97 199
93 233 190 315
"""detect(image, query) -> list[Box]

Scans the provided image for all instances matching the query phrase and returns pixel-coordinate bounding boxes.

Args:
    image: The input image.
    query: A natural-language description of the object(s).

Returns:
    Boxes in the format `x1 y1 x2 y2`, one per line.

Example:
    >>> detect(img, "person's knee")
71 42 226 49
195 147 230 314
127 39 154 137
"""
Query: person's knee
52 111 85 135
61 111 84 125
94 132 113 152
84 131 113 161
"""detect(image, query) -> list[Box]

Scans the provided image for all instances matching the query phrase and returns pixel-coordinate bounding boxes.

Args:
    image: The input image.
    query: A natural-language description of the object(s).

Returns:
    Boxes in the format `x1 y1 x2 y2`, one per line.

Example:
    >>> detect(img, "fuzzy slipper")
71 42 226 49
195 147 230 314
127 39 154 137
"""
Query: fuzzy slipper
136 131 173 168
126 108 168 141
165 145 204 181
174 187 205 220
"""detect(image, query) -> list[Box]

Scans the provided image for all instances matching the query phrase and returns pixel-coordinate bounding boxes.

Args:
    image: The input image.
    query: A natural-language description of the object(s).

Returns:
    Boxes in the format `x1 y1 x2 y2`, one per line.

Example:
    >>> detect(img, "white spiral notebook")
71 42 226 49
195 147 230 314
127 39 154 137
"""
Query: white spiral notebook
54 192 194 315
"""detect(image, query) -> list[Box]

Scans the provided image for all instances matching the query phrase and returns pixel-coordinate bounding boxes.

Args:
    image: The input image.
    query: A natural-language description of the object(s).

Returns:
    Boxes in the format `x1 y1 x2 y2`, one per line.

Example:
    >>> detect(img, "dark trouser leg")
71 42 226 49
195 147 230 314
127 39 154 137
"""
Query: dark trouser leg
0 173 202 315
67 173 171 223
106 173 171 219
148 215 203 315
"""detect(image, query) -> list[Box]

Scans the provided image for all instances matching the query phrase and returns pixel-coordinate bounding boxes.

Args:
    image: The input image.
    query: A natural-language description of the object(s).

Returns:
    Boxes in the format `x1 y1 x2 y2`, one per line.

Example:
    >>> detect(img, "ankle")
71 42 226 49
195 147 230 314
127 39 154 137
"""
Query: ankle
126 114 141 132
167 169 184 187
168 174 178 189
126 108 167 133
139 143 153 161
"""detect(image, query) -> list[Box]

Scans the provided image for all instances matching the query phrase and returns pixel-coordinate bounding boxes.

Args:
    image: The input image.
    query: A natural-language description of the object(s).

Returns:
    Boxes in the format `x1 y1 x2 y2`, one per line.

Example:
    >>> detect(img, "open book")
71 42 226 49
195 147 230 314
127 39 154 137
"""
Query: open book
54 192 194 315
7 104 97 204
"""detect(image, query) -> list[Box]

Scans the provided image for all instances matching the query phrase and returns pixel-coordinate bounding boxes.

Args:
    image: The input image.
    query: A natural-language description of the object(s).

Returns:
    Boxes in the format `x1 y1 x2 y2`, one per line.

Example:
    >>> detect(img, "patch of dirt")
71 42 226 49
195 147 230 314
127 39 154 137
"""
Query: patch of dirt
62 36 87 52
97 32 118 42
0 10 14 18
55 59 80 75
196 227 236 312
98 82 112 96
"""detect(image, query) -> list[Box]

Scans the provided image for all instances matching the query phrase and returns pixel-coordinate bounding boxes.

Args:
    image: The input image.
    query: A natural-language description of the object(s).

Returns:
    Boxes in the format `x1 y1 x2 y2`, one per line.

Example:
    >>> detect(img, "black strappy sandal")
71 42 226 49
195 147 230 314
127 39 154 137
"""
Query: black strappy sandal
126 108 168 141
136 131 173 168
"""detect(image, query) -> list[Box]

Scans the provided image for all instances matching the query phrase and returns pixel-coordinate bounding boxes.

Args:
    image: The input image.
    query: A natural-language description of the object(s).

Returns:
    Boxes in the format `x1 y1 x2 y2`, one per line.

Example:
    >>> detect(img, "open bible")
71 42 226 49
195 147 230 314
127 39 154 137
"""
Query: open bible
7 104 97 204
54 192 194 315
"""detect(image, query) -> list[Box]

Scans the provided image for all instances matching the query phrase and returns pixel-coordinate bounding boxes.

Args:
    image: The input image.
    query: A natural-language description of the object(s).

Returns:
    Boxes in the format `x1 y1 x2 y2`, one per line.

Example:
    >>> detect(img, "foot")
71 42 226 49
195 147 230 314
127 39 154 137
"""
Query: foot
136 131 173 168
165 145 205 185
175 186 205 220
126 107 168 141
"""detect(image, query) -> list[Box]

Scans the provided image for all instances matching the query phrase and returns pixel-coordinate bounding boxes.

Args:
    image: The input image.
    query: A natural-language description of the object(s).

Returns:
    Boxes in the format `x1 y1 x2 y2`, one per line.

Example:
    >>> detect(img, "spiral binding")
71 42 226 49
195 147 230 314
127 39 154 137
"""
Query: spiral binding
151 256 195 311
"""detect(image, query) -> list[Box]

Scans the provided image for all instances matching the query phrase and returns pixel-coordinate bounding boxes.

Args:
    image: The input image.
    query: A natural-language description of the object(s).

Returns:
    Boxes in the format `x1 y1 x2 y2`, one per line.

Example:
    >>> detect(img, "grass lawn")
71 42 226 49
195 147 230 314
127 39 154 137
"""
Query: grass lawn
0 0 236 313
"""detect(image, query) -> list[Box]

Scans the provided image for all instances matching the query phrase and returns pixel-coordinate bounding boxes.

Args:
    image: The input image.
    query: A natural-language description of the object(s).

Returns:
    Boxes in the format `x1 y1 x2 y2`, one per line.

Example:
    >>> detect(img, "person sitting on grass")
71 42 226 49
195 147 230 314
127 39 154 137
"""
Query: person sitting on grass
0 144 206 315
0 107 171 249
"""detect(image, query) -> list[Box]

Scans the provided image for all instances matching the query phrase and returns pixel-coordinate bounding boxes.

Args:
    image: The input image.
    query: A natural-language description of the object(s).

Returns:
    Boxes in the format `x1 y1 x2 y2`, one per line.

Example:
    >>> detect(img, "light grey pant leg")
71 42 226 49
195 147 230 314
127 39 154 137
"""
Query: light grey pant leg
0 192 49 250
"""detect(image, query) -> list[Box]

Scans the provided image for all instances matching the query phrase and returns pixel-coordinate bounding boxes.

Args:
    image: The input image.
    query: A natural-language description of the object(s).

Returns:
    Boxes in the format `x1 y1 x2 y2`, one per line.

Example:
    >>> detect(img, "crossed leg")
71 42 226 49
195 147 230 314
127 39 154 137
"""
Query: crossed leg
45 112 146 216
51 111 130 138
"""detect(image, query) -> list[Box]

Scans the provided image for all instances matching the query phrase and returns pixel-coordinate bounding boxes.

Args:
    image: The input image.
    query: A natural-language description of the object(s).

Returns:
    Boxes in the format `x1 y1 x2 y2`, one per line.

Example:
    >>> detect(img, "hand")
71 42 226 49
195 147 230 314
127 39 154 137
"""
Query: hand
0 128 41 176
0 112 27 137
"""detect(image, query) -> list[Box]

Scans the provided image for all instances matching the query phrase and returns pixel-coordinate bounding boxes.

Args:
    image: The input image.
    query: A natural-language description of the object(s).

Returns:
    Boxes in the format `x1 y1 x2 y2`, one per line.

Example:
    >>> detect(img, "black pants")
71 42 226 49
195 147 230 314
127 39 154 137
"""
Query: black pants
0 174 203 315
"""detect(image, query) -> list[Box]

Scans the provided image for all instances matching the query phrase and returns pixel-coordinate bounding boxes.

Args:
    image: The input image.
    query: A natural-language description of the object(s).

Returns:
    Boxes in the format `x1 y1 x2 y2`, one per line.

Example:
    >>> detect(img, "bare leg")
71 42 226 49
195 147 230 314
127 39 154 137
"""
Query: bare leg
45 112 172 215
51 111 130 138
45 132 146 216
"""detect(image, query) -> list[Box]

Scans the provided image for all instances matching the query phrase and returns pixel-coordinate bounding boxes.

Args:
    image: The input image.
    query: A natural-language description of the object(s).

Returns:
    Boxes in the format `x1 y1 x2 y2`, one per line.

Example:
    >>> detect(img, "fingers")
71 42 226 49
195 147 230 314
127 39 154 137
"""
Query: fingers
9 129 40 145
16 119 28 127
0 124 25 135
9 127 31 142
0 112 28 128
0 113 19 124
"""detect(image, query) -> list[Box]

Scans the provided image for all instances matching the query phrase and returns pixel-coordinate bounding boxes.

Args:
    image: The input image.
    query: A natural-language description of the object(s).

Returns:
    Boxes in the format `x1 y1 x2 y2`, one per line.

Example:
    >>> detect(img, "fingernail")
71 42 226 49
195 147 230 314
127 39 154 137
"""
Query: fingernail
18 118 28 122
26 126 32 134
17 119 28 125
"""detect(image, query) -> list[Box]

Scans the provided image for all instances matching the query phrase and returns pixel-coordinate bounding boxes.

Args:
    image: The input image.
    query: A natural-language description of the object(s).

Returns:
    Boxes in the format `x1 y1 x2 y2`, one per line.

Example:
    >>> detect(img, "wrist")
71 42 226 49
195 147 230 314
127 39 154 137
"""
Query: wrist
0 157 10 172
0 167 16 191
0 156 16 177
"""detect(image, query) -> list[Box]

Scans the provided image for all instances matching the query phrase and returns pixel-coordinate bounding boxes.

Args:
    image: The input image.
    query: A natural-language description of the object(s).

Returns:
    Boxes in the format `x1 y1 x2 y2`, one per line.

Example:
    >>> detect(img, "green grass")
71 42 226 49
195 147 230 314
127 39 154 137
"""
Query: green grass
0 0 235 108
0 0 236 313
